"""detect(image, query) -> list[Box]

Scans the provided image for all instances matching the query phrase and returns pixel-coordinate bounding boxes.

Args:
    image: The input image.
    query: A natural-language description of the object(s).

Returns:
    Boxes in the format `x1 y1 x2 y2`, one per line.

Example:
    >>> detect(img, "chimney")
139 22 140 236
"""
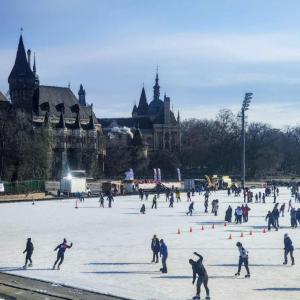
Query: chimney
164 94 170 124
27 49 31 69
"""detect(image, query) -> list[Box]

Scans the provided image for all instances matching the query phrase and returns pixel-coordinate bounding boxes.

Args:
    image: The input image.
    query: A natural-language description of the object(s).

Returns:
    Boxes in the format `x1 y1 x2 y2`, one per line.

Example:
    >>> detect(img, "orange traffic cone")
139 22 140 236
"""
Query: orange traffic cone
212 224 215 229
177 229 181 235
240 232 244 238
201 225 204 231
228 234 232 240
75 200 78 209
249 230 253 236
263 228 266 233
190 227 193 233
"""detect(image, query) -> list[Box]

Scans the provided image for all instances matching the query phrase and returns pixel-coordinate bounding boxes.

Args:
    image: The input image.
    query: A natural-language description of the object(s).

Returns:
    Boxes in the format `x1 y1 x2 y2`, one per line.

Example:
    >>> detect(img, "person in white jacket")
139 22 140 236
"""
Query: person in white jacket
235 242 250 278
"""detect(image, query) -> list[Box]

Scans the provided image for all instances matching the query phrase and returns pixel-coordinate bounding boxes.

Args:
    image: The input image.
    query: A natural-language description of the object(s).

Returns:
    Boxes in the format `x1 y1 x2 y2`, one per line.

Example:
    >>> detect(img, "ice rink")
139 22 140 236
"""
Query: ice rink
0 188 299 300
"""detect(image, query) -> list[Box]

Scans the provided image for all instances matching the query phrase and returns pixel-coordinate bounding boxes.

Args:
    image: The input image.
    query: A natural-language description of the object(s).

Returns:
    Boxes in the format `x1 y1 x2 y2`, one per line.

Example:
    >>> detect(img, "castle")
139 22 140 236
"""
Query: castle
3 34 105 178
0 34 181 179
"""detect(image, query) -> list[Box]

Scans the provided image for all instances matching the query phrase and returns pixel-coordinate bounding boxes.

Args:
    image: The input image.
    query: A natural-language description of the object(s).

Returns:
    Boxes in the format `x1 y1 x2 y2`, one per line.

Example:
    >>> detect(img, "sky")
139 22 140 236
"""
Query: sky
1 0 300 127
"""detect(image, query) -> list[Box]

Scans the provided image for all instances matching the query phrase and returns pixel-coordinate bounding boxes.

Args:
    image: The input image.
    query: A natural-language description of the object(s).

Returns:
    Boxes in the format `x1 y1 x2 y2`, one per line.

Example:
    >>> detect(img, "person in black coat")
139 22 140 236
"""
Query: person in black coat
272 203 280 228
23 238 34 269
265 211 278 231
283 233 295 265
225 205 232 222
189 252 210 300
151 235 160 263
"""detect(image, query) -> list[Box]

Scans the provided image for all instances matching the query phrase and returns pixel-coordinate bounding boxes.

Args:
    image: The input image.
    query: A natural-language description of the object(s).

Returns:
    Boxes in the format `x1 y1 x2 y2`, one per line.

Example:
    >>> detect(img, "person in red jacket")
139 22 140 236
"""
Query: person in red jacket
52 238 73 270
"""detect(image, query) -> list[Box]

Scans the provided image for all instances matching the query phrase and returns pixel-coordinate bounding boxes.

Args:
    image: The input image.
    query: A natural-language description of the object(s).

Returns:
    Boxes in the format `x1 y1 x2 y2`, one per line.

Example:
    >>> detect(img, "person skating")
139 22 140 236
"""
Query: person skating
225 205 232 222
23 238 34 269
279 203 285 217
152 195 157 209
140 203 146 214
204 198 208 213
187 191 191 202
272 203 280 228
175 189 181 202
151 235 160 263
169 193 174 208
53 239 73 270
186 202 194 216
235 242 250 278
159 239 168 273
265 210 278 231
99 193 105 208
283 233 295 266
189 252 210 300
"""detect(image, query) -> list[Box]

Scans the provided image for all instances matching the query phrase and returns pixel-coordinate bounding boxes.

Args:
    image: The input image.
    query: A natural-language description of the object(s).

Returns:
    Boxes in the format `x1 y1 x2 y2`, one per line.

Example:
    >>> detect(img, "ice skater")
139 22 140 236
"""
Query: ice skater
53 238 73 270
283 233 295 266
159 239 168 273
23 238 34 269
140 203 146 214
99 193 105 208
235 242 250 278
189 252 210 300
186 202 194 216
151 235 160 263
152 195 157 209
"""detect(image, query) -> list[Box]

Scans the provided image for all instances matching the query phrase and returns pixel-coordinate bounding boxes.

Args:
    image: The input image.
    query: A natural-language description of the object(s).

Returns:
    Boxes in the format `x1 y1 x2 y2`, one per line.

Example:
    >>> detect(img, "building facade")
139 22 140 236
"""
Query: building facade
5 34 105 178
98 72 181 151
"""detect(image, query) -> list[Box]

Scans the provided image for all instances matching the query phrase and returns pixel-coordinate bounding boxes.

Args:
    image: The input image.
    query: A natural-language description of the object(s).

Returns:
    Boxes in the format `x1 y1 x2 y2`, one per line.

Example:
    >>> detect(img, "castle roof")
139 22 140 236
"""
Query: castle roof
8 35 35 82
38 85 97 123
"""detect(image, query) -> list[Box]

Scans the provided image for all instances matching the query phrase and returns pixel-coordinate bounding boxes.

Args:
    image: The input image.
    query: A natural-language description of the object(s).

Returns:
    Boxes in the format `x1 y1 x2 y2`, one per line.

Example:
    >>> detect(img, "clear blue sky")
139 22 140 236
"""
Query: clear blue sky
1 0 300 127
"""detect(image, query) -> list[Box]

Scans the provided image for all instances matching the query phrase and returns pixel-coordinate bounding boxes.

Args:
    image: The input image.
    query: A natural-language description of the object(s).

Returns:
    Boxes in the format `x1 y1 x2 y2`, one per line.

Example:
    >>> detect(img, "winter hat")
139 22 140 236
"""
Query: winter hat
63 238 67 243
236 242 242 247
284 233 288 238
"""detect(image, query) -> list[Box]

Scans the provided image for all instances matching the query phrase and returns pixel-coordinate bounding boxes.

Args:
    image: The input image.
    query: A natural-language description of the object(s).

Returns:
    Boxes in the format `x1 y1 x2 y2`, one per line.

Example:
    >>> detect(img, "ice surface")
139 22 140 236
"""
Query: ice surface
0 188 299 300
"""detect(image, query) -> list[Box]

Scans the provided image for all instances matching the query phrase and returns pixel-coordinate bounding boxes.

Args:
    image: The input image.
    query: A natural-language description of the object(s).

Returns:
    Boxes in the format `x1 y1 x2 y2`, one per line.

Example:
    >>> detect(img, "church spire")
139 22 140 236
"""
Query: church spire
137 86 148 115
153 67 160 101
78 84 86 106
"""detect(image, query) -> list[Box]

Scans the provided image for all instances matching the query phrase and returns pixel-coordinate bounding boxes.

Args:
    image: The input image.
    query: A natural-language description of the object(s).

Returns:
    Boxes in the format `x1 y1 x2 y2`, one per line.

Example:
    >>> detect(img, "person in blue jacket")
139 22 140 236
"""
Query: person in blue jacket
283 233 295 265
159 239 168 273
53 238 73 270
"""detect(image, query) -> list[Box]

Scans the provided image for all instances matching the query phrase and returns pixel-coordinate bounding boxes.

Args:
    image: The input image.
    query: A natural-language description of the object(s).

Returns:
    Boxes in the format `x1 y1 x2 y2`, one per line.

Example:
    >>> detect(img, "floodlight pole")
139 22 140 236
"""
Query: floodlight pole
241 108 246 190
241 92 253 191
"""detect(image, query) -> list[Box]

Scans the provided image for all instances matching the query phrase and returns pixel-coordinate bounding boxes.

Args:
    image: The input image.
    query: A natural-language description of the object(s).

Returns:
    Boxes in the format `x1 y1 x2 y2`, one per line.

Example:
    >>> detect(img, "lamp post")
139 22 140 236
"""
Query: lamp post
241 92 253 190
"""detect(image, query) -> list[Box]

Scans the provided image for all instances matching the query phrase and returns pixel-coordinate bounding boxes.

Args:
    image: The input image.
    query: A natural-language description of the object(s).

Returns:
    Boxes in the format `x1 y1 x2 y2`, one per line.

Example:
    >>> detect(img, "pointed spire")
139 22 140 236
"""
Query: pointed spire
137 86 148 115
132 104 138 116
32 52 39 85
87 113 95 130
153 67 160 101
44 111 50 128
177 110 180 123
78 84 86 106
57 111 65 129
8 34 35 82
73 111 81 129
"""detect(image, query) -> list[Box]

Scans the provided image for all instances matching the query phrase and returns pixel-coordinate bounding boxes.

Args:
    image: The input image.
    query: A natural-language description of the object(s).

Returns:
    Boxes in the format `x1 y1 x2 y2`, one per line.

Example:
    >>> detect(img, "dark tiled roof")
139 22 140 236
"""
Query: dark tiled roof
152 109 178 125
38 85 98 123
98 116 153 130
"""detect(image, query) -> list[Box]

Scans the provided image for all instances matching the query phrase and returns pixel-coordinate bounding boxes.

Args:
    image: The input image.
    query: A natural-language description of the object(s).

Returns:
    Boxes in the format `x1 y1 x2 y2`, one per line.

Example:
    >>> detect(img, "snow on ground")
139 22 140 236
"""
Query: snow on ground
0 188 299 300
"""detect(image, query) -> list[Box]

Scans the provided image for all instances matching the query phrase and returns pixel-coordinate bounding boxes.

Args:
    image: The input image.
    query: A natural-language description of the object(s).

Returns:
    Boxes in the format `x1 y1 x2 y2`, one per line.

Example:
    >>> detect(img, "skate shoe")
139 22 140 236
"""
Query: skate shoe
192 296 200 300
58 266 60 270
22 265 27 269
29 263 32 267
235 272 240 276
245 274 250 278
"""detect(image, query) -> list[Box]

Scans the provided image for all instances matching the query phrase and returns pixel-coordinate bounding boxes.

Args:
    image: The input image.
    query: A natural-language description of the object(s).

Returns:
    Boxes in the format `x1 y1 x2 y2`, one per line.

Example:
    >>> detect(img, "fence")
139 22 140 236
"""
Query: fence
3 180 45 195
